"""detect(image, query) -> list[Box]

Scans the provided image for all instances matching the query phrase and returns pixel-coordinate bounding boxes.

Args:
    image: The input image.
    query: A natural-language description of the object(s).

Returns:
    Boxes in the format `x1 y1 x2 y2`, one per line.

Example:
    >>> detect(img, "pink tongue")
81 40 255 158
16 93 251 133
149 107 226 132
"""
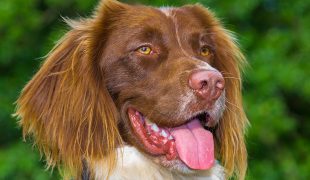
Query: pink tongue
170 119 214 170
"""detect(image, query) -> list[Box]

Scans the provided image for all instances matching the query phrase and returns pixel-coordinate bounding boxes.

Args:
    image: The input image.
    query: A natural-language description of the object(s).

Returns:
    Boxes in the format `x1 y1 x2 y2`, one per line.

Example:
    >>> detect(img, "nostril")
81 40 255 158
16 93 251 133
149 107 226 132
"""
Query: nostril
188 71 210 91
215 79 225 90
200 80 208 89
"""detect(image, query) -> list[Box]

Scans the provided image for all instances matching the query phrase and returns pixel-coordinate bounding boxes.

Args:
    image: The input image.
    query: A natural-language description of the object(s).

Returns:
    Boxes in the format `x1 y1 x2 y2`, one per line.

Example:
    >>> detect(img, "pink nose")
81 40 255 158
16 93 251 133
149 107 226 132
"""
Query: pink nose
188 70 225 100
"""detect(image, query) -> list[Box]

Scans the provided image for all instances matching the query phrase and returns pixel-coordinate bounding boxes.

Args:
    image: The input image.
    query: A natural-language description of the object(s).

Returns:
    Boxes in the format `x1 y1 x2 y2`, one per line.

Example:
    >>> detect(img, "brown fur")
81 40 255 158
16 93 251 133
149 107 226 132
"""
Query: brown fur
15 0 248 179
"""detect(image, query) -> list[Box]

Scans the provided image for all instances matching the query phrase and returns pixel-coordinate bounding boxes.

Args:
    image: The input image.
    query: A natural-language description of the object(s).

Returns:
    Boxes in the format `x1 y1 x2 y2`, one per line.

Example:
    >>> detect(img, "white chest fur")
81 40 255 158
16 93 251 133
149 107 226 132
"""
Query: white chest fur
93 146 225 180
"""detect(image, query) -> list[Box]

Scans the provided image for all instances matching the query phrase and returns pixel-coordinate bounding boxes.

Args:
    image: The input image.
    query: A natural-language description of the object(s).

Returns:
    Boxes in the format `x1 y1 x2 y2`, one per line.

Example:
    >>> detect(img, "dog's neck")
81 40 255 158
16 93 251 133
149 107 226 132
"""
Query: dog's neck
92 146 225 180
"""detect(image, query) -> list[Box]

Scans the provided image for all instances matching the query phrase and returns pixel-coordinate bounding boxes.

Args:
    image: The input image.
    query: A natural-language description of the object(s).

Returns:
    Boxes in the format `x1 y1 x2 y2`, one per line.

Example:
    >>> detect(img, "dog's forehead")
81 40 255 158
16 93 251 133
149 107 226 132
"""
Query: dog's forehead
116 5 206 35
158 6 205 30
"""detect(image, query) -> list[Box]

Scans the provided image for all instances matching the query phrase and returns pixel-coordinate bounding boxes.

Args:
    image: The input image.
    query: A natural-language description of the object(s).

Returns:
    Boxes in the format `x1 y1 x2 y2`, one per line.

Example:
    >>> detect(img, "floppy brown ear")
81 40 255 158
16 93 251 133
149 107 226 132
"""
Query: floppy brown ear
15 0 127 179
183 4 249 180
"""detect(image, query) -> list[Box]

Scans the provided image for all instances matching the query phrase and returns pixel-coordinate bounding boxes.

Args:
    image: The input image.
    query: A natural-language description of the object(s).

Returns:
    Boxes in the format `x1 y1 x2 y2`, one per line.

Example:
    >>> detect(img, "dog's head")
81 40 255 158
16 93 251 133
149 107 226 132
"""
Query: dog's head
15 0 248 179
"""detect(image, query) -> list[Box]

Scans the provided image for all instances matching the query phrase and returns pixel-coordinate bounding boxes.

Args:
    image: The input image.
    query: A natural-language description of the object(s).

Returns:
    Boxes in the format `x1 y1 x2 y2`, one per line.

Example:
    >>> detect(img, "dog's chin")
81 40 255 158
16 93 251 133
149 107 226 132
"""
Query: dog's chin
152 155 204 174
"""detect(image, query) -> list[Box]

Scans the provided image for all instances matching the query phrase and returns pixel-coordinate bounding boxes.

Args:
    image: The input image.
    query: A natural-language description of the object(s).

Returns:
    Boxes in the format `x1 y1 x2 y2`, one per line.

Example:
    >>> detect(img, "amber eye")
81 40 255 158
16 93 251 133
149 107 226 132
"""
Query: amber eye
137 46 152 55
200 46 211 56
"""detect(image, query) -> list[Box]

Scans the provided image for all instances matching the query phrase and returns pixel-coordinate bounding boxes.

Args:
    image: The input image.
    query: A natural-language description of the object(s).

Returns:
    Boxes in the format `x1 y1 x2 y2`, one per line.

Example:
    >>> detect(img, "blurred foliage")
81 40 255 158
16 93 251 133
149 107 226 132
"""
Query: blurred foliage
0 0 309 179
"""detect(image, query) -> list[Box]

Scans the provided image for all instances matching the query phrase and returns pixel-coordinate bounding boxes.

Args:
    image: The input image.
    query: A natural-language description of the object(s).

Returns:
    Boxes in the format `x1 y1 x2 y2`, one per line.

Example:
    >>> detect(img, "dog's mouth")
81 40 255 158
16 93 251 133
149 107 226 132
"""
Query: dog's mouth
127 107 215 170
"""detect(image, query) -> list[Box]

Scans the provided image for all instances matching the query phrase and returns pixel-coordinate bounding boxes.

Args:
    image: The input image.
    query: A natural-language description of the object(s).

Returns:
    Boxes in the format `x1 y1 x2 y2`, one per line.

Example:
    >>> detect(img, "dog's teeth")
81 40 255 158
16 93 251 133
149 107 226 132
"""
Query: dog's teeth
160 130 168 137
151 124 159 132
168 135 174 140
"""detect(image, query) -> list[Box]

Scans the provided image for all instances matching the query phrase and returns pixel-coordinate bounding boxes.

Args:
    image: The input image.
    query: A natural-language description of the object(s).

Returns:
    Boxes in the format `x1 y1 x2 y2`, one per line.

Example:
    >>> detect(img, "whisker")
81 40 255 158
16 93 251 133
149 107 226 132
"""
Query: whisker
223 76 241 80
225 105 235 115
225 99 242 111
220 71 241 80
220 71 234 76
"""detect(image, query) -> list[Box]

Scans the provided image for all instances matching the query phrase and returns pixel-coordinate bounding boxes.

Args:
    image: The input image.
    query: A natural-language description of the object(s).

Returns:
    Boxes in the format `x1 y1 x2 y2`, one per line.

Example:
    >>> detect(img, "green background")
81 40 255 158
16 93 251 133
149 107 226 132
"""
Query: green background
0 0 309 179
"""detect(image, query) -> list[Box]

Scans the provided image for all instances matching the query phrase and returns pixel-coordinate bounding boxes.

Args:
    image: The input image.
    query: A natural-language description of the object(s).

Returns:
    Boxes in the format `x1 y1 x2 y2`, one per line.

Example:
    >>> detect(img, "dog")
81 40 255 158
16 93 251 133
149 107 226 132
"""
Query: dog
15 0 248 179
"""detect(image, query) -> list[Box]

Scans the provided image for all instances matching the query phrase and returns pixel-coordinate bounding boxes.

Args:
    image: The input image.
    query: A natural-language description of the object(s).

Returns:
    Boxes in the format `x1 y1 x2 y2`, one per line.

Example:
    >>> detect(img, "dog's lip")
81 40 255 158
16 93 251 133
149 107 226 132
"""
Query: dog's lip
128 107 214 134
187 110 214 128
127 107 177 160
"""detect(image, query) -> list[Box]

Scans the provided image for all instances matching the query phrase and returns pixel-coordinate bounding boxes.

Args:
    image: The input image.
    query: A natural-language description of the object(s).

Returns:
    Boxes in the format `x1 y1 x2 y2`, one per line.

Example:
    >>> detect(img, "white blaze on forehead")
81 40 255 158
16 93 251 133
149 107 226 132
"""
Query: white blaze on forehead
159 7 173 16
159 7 215 72
159 7 195 61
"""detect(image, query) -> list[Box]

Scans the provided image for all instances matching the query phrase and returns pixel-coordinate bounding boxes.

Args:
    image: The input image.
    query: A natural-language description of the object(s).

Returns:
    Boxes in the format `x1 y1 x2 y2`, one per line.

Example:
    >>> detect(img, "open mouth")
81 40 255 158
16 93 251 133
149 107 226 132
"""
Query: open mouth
127 107 215 170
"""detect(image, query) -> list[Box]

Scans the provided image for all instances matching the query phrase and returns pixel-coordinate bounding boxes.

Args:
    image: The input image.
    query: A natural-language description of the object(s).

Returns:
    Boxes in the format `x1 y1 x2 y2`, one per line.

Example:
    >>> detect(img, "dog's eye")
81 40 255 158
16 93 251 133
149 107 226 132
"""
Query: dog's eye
200 46 211 57
137 46 152 55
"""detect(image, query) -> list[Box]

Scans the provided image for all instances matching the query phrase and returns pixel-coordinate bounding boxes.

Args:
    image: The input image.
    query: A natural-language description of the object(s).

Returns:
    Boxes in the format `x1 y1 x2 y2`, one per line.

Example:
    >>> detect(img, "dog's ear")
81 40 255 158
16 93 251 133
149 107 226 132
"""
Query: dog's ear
15 0 127 179
182 4 249 179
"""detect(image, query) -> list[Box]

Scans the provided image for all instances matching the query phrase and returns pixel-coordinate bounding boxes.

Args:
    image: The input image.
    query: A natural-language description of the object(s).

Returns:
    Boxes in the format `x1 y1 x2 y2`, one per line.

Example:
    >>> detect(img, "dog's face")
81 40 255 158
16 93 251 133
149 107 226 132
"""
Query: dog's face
16 0 248 179
100 5 226 171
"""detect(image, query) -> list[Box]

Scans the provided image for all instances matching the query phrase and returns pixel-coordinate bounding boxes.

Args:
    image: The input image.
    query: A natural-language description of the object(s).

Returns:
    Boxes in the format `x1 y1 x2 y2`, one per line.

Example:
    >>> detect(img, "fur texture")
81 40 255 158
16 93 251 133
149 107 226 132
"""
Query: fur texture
93 146 225 180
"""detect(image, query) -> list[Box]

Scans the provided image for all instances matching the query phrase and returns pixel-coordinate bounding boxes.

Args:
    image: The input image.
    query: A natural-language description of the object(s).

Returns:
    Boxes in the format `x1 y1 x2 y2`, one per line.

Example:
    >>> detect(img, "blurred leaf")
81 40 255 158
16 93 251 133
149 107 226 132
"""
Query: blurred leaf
0 142 59 180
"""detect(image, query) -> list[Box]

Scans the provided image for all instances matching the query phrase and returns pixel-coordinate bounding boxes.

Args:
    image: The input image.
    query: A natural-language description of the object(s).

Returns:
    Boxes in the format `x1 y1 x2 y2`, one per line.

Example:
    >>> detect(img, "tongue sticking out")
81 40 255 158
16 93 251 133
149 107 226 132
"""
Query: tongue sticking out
169 119 214 170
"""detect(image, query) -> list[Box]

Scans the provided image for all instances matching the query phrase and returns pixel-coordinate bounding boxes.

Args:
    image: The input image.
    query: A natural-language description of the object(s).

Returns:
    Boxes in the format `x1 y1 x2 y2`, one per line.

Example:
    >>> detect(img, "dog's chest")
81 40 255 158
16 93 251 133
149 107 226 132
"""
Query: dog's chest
93 146 225 180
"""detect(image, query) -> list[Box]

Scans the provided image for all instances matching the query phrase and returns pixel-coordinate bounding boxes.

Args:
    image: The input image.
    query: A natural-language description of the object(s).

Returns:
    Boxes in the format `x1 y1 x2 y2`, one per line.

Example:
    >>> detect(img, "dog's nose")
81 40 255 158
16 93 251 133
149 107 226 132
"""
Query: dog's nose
188 70 225 100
